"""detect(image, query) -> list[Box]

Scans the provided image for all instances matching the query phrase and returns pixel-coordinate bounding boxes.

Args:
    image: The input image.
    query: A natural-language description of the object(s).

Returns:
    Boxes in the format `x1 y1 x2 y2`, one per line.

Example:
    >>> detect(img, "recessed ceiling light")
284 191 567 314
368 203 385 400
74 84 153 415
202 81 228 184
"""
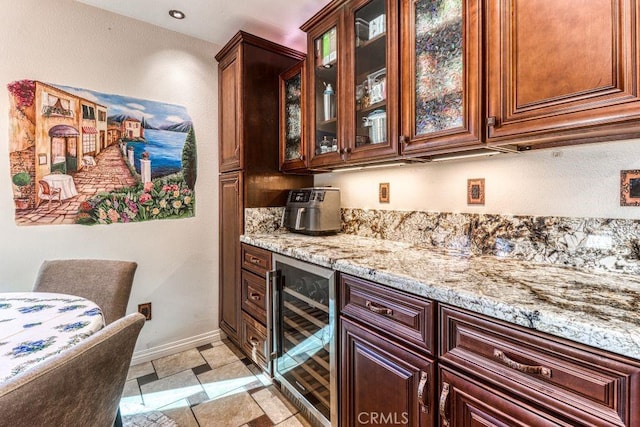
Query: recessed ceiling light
169 10 185 20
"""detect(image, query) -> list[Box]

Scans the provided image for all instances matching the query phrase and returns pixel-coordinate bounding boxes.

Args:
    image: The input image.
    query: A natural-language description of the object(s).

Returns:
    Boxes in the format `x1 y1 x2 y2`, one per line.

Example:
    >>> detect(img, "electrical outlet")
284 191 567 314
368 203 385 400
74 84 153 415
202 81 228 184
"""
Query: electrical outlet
138 302 152 320
379 183 390 203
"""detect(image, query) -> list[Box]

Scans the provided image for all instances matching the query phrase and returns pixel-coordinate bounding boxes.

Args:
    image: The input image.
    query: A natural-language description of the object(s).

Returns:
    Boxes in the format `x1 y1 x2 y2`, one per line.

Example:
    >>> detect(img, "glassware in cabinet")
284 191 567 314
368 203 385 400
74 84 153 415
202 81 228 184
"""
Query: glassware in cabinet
346 0 399 162
304 6 344 169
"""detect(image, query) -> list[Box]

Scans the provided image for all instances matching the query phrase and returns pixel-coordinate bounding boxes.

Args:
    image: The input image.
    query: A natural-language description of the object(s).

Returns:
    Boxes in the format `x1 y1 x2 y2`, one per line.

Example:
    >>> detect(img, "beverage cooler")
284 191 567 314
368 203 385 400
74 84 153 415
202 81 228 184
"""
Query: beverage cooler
270 253 337 427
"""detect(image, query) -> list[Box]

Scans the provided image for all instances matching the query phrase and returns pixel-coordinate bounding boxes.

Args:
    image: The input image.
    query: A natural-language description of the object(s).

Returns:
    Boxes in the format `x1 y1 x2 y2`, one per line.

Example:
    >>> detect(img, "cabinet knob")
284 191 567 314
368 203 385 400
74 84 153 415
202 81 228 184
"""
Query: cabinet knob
299 154 305 161
345 147 352 154
399 135 408 144
487 116 497 127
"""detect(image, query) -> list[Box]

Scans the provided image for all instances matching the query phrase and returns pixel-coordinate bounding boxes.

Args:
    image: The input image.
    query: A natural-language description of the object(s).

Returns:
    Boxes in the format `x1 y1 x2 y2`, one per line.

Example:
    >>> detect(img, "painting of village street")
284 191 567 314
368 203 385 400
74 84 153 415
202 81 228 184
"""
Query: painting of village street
7 80 196 225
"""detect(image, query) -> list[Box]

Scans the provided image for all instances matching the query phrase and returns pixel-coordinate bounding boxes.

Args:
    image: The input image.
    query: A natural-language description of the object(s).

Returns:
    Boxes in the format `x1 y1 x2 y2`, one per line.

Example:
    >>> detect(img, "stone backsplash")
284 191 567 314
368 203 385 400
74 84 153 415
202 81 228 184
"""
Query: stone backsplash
245 207 640 274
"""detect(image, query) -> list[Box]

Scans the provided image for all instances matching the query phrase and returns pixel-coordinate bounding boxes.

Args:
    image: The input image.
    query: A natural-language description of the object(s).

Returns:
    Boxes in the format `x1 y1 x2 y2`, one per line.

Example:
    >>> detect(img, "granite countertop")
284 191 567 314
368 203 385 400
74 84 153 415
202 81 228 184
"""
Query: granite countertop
240 232 640 361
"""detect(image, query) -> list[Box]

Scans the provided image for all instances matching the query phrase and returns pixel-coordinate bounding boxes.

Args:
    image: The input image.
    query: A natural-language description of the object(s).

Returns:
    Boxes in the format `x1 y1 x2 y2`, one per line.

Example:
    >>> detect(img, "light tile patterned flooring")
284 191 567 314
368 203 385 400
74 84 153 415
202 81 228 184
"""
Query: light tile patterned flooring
121 339 312 427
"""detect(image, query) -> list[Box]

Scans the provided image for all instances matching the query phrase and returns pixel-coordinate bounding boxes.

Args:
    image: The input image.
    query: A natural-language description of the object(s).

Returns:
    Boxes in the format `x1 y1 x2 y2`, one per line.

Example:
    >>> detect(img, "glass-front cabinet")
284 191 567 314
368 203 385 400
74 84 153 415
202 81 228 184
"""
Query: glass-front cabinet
305 8 344 169
300 0 480 169
280 61 307 172
345 0 399 162
400 0 481 155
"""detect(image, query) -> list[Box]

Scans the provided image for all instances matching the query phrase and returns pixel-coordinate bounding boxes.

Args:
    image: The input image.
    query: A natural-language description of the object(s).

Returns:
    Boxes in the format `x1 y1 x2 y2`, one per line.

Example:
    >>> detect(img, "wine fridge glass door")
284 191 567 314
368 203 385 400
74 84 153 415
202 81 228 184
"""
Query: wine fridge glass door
272 254 336 427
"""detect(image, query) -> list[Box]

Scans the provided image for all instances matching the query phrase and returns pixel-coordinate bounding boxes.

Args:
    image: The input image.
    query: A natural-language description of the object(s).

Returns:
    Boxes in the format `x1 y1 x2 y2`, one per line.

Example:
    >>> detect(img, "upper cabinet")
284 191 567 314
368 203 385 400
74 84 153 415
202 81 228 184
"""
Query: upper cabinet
345 0 400 163
400 0 481 156
218 47 242 172
303 6 345 169
217 32 306 174
294 0 640 171
279 60 308 172
486 0 640 148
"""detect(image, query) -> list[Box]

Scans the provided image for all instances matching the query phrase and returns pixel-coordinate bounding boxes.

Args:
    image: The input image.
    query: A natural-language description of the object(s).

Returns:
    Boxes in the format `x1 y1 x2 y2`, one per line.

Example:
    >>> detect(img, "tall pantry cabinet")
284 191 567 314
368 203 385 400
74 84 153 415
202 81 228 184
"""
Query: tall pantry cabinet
216 32 312 344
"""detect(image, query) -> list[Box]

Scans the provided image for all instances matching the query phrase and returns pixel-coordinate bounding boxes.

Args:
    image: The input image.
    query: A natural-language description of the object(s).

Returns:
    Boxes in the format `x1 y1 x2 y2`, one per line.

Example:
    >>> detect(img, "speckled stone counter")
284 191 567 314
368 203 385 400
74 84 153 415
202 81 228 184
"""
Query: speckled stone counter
240 232 640 360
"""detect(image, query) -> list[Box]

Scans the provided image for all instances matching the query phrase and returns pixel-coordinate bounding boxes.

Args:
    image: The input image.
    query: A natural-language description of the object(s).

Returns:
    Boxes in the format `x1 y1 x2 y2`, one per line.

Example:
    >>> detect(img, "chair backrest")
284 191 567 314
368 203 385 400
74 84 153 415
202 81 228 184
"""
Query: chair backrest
38 179 52 195
33 259 137 324
0 312 145 427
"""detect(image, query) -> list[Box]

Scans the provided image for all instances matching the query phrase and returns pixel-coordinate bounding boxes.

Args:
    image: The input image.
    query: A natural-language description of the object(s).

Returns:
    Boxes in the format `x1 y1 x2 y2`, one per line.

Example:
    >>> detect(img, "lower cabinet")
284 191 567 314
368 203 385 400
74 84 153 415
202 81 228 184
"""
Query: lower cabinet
341 317 436 427
438 366 571 426
240 311 269 372
238 243 272 373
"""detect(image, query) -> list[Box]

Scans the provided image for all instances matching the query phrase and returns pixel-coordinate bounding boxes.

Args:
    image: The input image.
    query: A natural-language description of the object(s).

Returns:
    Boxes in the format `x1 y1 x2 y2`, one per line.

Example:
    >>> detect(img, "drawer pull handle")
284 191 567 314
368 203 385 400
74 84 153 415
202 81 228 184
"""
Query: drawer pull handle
248 256 261 265
439 382 450 427
248 336 260 346
249 292 261 301
493 349 552 378
365 300 393 316
417 371 428 413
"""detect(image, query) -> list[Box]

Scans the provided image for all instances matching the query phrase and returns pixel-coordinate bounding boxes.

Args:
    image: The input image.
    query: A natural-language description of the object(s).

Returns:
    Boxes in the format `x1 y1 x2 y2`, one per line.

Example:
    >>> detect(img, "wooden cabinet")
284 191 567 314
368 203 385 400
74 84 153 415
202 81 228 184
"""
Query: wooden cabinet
486 0 640 148
240 311 269 372
279 60 308 172
438 366 570 426
218 47 242 172
219 172 243 340
400 0 482 156
344 0 400 163
215 32 313 343
340 273 435 355
297 0 640 169
439 305 640 426
340 274 437 426
239 243 271 371
341 317 435 427
302 4 345 169
301 0 483 168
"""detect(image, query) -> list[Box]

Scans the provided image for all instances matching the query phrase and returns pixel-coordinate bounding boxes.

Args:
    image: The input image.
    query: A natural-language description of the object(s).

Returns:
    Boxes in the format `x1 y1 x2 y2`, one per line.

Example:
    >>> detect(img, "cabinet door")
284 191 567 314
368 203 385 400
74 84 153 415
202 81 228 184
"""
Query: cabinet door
438 367 573 427
218 47 242 172
219 172 243 342
307 10 345 169
344 0 400 162
400 0 481 155
279 60 308 172
341 317 435 427
486 0 640 146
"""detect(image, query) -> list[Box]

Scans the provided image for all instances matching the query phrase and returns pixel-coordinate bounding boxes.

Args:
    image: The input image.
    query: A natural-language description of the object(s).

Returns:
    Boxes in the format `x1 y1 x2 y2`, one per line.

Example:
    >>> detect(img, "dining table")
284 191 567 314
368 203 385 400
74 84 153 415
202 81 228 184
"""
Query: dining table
0 292 105 382
41 173 78 200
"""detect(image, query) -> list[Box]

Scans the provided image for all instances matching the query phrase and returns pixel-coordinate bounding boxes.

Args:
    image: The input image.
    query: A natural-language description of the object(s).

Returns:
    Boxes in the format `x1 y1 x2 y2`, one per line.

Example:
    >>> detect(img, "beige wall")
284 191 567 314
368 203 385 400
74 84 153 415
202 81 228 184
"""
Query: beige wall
316 139 640 220
0 0 220 356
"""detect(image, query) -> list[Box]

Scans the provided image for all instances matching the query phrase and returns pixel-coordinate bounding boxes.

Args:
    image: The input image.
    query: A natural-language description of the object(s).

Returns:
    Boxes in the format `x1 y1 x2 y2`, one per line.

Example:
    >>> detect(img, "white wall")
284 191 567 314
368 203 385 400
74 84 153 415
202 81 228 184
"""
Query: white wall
315 139 640 220
0 0 220 354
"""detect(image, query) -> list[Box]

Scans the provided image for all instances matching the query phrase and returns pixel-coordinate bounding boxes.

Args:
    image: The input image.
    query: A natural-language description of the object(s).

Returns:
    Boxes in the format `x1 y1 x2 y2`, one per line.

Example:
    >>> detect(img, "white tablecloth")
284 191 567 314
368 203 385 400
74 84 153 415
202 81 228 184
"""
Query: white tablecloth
0 292 105 381
42 174 78 200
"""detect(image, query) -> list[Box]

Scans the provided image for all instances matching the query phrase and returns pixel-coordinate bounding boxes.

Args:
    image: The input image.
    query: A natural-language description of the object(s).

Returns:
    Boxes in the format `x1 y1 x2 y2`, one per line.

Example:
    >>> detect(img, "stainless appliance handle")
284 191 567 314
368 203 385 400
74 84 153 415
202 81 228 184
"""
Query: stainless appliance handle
280 209 286 229
268 269 281 363
295 207 306 230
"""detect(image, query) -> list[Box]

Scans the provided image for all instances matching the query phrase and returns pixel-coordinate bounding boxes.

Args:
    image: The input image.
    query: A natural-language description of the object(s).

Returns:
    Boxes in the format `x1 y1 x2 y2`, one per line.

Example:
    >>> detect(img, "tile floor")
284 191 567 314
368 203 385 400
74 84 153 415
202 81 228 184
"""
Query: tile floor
121 339 312 427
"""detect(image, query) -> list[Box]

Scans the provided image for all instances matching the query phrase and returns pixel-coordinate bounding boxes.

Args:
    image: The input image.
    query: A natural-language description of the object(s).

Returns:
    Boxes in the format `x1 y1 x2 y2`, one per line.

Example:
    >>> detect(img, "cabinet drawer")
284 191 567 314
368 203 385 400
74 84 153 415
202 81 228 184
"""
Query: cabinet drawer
241 270 267 325
340 274 435 355
438 366 571 426
241 244 272 277
440 305 640 426
240 312 268 372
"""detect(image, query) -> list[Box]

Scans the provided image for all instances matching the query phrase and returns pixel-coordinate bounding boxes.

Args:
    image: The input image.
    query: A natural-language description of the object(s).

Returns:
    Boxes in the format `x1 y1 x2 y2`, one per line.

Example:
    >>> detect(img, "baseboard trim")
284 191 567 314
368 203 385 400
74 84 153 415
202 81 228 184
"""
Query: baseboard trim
131 329 223 365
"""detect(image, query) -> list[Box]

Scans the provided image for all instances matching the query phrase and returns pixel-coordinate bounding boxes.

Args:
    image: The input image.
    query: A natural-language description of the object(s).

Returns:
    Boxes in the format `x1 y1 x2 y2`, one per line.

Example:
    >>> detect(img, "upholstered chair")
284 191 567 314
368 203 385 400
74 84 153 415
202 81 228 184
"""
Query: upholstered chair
0 312 145 427
33 259 137 325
